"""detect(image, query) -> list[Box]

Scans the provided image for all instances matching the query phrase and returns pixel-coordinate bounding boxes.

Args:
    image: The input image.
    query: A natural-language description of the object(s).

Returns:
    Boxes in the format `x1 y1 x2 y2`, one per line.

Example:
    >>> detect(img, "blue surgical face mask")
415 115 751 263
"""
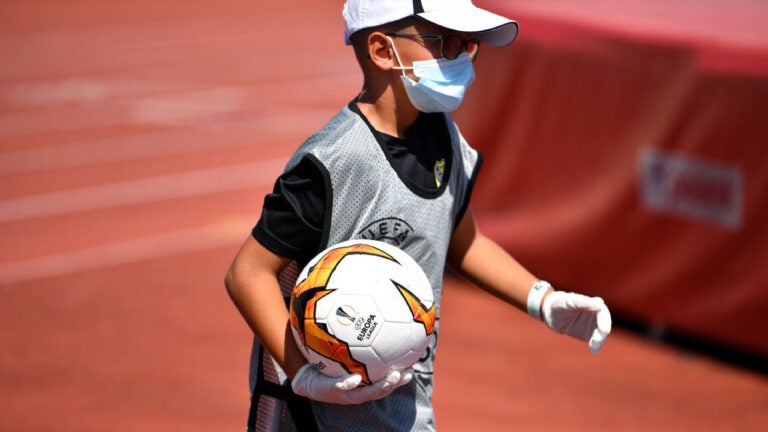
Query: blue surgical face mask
388 36 476 113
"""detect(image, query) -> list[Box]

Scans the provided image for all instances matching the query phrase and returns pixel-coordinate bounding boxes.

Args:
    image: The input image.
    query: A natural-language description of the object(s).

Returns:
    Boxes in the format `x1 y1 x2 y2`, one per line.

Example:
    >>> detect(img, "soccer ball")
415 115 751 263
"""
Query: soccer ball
289 239 436 385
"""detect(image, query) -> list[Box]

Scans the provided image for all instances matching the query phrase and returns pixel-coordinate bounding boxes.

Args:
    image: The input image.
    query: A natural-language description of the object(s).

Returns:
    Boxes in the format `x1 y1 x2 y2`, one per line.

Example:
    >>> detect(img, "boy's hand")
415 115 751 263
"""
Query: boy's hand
541 291 612 354
291 363 413 405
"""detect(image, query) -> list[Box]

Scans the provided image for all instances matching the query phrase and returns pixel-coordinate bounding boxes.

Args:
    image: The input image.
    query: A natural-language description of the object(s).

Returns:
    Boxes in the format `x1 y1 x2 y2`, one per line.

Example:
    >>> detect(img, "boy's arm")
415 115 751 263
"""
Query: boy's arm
225 235 307 378
447 208 541 311
447 209 611 354
225 235 413 404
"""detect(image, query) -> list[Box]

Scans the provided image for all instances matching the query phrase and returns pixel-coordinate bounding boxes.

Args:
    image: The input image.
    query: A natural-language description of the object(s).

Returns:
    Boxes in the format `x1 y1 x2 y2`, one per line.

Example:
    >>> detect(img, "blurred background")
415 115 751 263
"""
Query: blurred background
1 0 766 431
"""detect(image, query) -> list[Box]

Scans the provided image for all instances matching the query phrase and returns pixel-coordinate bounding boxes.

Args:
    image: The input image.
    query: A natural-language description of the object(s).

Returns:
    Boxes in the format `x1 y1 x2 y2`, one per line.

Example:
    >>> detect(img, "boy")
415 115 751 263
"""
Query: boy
225 1 612 430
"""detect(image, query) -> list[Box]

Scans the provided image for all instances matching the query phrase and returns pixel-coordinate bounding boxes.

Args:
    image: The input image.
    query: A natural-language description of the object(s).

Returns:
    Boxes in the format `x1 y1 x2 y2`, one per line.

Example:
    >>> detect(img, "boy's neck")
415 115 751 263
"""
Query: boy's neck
356 88 419 138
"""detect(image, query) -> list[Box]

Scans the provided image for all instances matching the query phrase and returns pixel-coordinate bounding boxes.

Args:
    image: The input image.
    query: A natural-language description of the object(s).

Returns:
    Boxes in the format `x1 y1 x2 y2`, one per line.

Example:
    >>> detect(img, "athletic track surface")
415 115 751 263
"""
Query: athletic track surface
1 1 766 430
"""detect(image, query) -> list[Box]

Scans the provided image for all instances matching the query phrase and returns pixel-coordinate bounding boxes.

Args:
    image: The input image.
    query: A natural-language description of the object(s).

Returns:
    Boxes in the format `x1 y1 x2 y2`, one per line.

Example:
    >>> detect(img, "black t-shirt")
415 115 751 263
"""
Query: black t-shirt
253 101 452 265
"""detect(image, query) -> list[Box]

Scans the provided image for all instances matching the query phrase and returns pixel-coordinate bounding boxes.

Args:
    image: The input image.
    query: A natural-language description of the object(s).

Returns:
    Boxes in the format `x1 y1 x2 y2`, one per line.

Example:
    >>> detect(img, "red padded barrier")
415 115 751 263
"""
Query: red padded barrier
459 1 768 357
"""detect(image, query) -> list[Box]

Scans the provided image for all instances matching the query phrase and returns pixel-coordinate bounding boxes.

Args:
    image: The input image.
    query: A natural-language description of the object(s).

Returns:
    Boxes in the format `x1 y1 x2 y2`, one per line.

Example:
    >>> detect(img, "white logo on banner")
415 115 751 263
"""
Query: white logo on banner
639 148 743 230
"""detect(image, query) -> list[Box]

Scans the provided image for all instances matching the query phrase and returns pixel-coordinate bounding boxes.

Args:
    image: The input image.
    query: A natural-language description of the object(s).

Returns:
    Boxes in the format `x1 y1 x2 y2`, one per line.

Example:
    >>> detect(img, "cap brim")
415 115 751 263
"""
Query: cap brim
418 5 518 46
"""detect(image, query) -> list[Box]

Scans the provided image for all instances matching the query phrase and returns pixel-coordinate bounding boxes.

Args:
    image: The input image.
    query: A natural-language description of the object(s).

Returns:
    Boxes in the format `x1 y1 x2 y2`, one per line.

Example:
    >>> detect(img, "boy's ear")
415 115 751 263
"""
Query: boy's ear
367 32 395 71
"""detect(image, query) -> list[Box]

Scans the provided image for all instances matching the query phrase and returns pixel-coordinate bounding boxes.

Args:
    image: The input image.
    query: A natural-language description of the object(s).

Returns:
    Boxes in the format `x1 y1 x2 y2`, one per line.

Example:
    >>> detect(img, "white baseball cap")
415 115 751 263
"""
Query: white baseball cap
343 0 518 46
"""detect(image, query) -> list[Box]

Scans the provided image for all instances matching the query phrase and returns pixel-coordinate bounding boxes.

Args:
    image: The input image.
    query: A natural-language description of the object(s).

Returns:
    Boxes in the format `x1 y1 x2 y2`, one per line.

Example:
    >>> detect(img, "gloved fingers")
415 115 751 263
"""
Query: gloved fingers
339 368 414 405
588 304 612 355
334 373 363 390
368 368 411 392
540 289 613 354
596 303 612 334
395 368 414 386
291 361 417 405
382 367 414 388
340 372 397 404
588 328 608 354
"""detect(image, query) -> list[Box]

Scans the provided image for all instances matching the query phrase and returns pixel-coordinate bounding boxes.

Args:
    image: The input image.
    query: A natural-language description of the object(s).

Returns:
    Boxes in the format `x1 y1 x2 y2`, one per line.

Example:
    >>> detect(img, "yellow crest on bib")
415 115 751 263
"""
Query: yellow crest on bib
434 158 446 188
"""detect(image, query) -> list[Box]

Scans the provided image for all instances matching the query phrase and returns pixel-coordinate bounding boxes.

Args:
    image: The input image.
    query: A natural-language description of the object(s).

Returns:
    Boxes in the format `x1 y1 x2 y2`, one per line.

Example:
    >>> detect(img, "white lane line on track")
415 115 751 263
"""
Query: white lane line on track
0 84 248 138
0 158 285 223
0 221 246 285
0 75 354 138
0 122 261 175
0 107 338 175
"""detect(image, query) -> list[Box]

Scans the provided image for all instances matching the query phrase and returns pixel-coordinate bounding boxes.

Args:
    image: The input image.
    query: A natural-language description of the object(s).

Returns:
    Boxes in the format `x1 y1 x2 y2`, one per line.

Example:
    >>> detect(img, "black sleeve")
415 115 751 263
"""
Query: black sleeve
252 155 330 265
454 150 483 231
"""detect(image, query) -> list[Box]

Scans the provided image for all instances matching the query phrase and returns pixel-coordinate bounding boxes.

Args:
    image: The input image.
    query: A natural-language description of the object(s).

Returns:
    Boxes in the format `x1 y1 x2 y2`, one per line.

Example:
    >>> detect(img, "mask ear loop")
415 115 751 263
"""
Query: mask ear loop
386 36 412 76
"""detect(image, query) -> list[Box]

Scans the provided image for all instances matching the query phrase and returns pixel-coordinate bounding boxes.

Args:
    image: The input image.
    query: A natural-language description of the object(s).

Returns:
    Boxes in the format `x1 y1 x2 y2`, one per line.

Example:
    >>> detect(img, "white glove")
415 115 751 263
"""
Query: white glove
291 363 413 405
541 291 612 354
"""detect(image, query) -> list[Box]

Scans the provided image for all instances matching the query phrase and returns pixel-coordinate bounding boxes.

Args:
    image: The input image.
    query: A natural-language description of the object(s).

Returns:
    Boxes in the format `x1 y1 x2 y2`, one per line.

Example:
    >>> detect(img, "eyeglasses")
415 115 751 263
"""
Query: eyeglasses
385 33 481 61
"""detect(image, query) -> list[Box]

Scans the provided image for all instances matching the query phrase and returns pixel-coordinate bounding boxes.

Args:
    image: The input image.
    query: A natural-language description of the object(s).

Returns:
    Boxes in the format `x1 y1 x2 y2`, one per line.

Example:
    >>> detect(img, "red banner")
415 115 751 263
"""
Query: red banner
459 2 768 357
